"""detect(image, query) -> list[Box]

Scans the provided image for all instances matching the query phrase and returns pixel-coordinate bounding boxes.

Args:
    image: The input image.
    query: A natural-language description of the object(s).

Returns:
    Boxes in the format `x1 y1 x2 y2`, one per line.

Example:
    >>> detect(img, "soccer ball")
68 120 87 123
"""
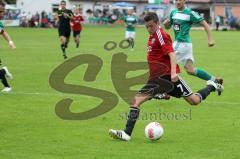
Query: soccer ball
145 122 164 141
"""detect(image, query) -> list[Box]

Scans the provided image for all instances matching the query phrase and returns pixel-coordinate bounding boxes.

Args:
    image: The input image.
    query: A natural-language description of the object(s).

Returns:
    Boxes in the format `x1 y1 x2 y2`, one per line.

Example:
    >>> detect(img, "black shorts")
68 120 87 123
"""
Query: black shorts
58 28 71 38
139 75 193 98
73 31 81 38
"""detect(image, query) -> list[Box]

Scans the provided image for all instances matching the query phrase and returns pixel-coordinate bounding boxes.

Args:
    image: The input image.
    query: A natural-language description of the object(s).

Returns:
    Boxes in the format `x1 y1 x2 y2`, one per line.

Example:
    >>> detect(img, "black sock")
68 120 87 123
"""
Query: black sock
131 40 134 48
0 69 10 87
65 42 68 48
124 107 140 136
65 39 69 48
196 85 215 100
61 44 66 54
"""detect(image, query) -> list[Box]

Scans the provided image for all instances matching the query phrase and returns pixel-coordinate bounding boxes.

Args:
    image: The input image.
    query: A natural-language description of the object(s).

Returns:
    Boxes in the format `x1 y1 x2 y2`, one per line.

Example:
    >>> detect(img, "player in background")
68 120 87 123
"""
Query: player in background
71 7 84 48
124 9 137 50
0 0 16 92
56 0 73 59
109 12 224 141
163 0 223 85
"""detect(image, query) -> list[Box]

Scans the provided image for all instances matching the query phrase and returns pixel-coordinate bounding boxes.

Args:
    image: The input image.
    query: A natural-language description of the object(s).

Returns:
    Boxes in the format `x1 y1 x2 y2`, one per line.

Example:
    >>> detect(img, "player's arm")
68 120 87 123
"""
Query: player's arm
63 11 73 20
68 11 74 20
163 19 171 30
69 12 74 20
80 16 84 23
133 22 137 27
168 52 178 82
63 12 71 19
133 17 138 27
70 17 74 27
1 30 16 49
70 21 74 27
201 20 215 47
54 12 59 21
191 10 214 47
123 17 127 27
164 11 173 30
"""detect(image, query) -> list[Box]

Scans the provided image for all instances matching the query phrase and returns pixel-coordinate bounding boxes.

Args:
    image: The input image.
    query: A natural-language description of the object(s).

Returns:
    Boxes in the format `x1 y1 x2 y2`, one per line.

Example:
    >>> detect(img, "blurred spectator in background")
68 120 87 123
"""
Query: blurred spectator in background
228 15 237 29
40 11 48 28
138 11 146 25
215 15 220 31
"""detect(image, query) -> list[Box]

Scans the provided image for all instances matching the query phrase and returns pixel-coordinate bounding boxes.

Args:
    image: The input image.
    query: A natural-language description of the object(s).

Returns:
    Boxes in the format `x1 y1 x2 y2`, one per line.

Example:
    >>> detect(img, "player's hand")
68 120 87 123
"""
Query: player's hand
9 41 16 49
63 13 69 18
171 73 179 82
163 19 171 29
208 39 215 47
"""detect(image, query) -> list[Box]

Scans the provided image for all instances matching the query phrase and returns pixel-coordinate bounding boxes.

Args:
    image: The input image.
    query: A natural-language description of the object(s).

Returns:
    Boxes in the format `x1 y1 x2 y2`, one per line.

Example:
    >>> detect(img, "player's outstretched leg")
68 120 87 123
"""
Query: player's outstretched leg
184 60 220 82
184 80 224 105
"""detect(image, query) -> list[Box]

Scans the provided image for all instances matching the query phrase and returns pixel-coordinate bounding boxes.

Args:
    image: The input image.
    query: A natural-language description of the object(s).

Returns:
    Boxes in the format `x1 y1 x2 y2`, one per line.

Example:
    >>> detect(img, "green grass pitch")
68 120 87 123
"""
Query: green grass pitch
0 26 240 159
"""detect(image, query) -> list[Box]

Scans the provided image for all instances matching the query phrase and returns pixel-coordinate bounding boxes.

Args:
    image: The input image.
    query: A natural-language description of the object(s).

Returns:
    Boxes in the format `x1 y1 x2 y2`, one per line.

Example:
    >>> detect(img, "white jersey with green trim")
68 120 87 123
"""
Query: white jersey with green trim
169 7 204 43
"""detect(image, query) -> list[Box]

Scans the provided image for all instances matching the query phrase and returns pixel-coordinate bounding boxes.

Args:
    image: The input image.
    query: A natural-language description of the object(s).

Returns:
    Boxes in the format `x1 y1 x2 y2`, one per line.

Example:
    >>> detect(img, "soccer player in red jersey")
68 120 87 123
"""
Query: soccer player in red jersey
71 7 84 48
109 12 224 141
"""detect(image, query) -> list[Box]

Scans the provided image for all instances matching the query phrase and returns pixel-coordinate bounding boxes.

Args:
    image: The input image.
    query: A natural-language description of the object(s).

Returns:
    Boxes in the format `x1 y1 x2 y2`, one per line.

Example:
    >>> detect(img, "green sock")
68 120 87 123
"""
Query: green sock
194 68 215 81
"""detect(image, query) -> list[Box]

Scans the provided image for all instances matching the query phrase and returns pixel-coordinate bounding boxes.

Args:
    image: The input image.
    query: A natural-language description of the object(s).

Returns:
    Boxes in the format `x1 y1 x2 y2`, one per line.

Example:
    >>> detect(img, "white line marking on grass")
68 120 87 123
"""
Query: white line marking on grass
203 101 240 105
4 91 115 99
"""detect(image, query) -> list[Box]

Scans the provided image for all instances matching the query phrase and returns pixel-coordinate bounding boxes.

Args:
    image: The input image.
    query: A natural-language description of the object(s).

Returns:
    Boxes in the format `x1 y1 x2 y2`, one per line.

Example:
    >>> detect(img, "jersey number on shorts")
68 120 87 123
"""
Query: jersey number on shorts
177 84 184 93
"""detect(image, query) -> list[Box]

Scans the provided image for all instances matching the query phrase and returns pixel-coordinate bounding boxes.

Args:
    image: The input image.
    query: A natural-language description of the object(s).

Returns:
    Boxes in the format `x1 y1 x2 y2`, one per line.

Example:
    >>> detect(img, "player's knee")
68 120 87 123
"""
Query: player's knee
60 38 65 43
190 101 199 106
184 66 195 75
127 38 133 42
186 71 194 75
130 98 140 108
188 99 200 106
130 94 149 108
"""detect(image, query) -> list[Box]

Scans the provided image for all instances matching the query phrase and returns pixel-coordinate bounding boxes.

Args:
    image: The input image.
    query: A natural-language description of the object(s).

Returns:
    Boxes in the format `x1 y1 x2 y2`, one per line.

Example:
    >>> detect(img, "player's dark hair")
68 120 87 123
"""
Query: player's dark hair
144 12 159 23
0 0 6 7
60 0 66 4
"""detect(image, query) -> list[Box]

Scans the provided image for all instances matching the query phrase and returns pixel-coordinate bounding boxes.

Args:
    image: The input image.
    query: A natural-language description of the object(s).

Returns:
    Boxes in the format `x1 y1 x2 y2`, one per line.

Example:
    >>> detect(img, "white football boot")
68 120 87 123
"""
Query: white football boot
1 87 12 92
207 80 224 96
109 129 131 141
